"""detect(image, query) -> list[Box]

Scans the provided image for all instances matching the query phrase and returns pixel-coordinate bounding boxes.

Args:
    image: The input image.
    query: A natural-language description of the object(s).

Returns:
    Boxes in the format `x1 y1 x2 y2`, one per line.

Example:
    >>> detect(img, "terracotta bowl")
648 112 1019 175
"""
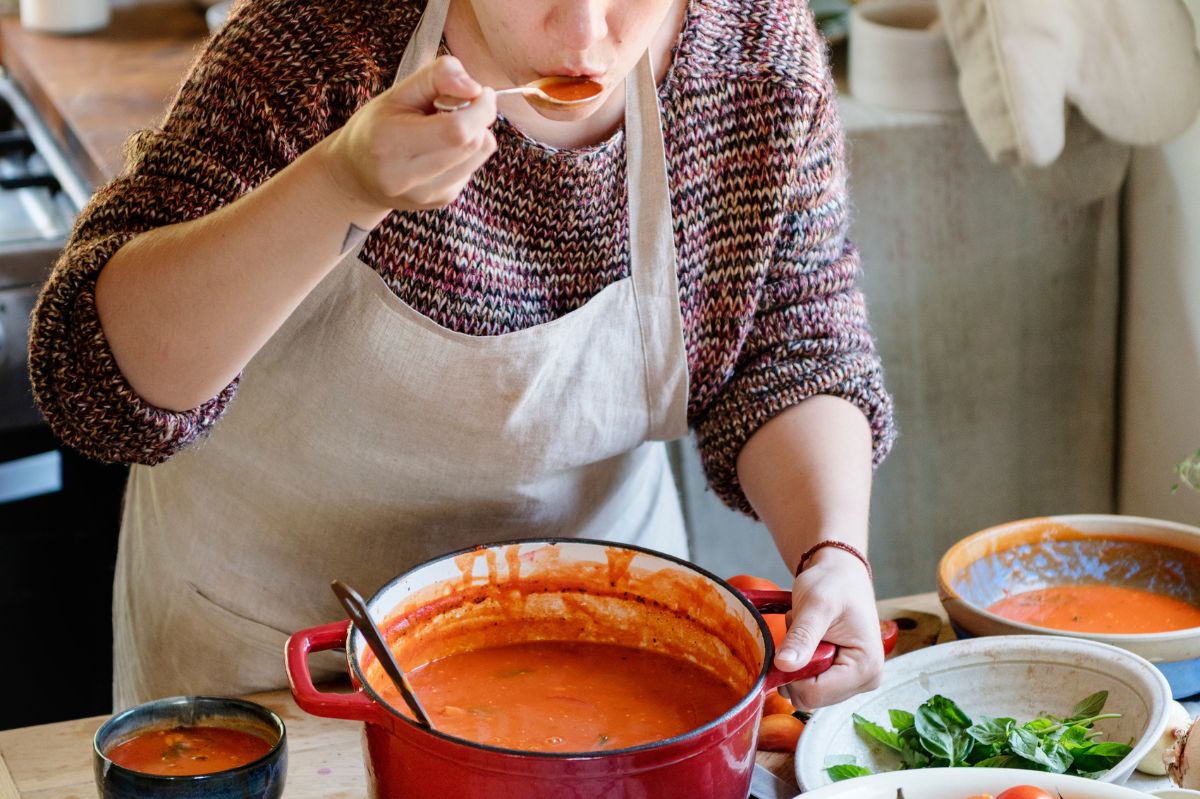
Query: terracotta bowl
937 514 1200 698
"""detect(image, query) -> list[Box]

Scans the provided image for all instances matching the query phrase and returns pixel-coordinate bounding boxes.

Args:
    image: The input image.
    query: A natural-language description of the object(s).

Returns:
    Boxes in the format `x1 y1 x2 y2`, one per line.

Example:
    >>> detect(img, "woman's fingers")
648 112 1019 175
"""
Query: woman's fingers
783 640 883 709
776 555 884 709
404 129 498 209
386 55 482 113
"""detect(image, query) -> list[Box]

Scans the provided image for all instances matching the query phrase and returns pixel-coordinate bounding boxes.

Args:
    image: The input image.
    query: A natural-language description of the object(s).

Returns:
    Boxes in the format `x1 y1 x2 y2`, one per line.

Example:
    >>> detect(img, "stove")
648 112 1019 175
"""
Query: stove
0 67 90 435
0 67 128 729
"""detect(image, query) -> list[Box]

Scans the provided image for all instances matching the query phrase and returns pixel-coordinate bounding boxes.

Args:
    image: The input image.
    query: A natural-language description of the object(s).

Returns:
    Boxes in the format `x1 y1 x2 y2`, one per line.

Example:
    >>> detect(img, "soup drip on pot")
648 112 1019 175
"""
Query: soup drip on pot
988 584 1200 634
383 640 743 752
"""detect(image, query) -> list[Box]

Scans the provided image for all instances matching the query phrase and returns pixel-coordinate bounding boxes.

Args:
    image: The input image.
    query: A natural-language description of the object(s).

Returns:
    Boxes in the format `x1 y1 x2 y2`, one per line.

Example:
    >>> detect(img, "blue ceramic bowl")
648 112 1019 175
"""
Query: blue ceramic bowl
937 514 1200 700
93 696 286 799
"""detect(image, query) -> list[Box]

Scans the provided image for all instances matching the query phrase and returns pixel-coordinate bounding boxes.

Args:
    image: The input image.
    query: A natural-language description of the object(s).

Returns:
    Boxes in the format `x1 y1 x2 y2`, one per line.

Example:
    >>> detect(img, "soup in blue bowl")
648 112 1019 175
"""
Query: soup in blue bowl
93 696 286 799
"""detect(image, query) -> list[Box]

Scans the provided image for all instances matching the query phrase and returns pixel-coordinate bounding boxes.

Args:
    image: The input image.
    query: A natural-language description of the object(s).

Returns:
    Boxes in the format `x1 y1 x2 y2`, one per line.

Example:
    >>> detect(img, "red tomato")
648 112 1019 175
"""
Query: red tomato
880 619 900 656
727 575 787 647
725 574 783 592
995 786 1054 799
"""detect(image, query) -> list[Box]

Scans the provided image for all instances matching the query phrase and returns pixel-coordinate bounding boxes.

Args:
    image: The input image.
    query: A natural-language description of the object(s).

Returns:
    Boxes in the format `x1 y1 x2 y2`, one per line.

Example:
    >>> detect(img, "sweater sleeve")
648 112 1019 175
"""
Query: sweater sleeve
28 2 311 465
694 68 897 516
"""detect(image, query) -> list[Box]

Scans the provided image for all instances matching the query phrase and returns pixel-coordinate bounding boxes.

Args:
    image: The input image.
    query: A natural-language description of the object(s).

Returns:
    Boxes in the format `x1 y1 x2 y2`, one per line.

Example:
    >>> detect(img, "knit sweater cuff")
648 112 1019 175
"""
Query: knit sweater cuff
695 354 896 516
29 234 239 465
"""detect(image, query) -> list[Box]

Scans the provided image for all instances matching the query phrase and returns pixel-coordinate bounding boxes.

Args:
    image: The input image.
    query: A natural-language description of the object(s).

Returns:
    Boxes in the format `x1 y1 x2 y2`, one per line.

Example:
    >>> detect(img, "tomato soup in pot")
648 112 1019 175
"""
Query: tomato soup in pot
287 539 829 799
362 543 759 753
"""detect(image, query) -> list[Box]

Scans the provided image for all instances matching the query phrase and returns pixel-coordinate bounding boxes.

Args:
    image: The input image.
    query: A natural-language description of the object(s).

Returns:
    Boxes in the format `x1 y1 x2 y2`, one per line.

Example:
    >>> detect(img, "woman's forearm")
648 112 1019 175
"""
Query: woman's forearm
735 395 874 575
94 136 386 412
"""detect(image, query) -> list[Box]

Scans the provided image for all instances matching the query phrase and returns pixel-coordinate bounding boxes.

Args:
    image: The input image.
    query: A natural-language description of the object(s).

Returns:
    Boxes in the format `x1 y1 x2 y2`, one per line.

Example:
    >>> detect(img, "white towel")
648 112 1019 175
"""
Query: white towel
936 0 1200 203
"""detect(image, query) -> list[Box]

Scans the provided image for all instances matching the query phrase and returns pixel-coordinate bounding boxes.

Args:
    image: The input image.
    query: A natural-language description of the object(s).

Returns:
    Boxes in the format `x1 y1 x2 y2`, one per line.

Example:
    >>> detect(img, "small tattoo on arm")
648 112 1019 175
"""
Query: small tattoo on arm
340 223 370 255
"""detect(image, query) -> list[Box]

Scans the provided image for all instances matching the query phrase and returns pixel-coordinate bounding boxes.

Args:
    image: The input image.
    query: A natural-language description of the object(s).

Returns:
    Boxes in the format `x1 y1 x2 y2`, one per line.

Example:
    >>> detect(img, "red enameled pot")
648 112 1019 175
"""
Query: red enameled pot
285 539 833 799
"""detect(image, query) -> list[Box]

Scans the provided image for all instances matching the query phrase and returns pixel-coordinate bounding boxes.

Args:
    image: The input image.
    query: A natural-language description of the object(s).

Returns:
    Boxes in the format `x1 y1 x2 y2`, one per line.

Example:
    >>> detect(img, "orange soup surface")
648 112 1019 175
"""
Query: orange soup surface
988 584 1200 634
106 726 273 776
389 640 743 752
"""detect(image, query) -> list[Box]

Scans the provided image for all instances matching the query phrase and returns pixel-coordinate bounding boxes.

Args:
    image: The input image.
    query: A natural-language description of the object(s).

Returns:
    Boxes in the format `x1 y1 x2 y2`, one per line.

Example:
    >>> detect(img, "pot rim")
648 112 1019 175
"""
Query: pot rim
347 537 775 760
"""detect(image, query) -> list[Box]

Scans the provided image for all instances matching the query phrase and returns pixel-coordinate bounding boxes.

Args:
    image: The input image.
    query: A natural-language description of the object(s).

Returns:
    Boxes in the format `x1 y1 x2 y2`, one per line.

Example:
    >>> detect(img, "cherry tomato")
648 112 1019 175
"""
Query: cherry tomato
762 691 795 717
725 574 782 592
995 786 1054 799
880 618 900 656
757 713 805 751
727 575 787 647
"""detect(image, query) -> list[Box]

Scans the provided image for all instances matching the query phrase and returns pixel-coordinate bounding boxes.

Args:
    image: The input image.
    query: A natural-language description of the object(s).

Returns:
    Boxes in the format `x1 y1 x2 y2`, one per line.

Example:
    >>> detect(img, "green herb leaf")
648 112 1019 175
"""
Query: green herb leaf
1068 741 1132 773
853 713 904 752
827 764 873 781
968 716 1017 746
1068 691 1109 722
889 709 916 732
1008 727 1072 773
915 697 974 766
973 754 1023 769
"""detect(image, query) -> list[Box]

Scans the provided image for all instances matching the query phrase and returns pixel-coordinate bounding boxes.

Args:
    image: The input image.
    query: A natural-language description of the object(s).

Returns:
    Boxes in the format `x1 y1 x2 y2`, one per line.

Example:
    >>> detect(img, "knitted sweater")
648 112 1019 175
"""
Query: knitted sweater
29 0 896 514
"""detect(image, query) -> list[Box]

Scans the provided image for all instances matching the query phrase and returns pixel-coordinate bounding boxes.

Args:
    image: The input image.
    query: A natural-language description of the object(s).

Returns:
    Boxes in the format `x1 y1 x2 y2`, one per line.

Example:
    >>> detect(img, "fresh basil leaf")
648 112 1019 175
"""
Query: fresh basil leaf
826 764 873 782
853 713 904 752
1008 727 1072 773
889 709 916 732
926 695 973 728
968 716 1016 746
1068 691 1109 722
915 700 974 766
1059 725 1092 749
973 754 1023 769
824 754 858 766
1023 717 1060 735
900 739 932 769
1068 741 1132 773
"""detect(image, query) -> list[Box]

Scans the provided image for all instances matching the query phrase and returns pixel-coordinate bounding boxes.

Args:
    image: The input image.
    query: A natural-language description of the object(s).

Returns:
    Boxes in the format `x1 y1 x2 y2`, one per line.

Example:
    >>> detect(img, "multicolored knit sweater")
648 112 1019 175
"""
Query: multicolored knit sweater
29 0 895 514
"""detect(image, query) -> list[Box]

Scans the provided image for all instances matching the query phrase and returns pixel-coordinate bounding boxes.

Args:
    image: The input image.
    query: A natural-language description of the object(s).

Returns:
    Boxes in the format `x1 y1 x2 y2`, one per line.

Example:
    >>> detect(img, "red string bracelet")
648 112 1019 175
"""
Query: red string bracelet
794 540 873 581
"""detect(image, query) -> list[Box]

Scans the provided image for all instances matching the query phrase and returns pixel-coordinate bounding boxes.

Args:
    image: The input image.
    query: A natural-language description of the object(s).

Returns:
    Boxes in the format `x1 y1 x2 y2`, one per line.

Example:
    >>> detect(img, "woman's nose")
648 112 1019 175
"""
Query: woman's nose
545 1 609 51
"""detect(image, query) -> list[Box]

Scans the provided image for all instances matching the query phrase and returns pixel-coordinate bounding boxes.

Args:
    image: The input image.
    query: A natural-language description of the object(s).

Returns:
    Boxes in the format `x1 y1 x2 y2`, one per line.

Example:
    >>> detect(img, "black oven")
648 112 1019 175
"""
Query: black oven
0 68 128 729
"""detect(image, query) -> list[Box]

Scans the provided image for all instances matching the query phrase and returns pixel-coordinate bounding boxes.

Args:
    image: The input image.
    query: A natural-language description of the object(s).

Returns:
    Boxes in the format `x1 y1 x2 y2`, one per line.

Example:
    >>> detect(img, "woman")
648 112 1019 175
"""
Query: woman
30 0 896 710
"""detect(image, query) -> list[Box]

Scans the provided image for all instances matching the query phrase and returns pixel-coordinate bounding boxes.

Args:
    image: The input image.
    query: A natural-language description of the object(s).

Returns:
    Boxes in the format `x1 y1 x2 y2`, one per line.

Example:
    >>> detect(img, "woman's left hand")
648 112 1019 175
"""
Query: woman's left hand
773 547 884 709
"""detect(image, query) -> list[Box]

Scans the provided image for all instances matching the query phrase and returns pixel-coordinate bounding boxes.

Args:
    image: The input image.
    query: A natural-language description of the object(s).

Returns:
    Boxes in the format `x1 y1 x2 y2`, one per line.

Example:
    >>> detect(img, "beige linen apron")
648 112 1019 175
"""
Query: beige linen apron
111 0 691 708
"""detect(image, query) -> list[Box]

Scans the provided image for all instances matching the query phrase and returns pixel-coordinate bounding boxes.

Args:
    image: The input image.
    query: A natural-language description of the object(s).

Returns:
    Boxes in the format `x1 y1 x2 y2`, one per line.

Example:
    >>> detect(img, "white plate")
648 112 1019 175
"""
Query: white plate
794 635 1173 790
799 767 1167 799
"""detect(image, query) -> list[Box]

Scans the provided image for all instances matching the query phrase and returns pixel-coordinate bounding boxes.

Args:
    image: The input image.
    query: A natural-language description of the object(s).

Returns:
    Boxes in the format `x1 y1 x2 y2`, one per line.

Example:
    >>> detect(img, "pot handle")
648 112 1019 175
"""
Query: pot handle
740 588 838 693
286 620 390 725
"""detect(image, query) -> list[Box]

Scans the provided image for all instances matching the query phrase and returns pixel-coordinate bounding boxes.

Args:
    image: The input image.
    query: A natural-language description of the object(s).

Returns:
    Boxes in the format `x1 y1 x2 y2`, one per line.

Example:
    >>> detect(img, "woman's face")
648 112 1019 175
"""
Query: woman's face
448 0 681 120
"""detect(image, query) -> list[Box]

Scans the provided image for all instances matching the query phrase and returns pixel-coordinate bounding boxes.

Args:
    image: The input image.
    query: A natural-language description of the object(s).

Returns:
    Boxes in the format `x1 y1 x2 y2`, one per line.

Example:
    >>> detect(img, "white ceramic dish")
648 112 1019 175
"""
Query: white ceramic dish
795 635 1173 791
799 767 1169 799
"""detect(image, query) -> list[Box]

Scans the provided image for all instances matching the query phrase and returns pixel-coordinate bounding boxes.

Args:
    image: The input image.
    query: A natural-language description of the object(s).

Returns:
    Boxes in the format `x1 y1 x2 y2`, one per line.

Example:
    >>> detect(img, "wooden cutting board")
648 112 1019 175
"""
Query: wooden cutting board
754 607 945 787
0 752 21 799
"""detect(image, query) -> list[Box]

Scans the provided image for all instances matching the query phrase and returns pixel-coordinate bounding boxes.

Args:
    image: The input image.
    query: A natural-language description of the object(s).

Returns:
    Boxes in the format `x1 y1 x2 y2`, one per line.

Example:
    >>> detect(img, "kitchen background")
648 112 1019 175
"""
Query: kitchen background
0 0 1198 729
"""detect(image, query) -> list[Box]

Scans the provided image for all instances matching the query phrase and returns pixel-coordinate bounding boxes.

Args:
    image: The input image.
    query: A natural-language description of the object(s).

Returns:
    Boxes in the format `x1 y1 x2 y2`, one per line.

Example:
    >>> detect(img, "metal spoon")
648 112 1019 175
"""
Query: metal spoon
434 76 603 112
330 579 433 728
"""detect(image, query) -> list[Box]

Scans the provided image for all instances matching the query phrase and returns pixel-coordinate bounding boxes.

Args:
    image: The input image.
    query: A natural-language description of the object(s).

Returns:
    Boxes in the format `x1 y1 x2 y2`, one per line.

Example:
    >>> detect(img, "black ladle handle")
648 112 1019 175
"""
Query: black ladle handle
330 579 433 728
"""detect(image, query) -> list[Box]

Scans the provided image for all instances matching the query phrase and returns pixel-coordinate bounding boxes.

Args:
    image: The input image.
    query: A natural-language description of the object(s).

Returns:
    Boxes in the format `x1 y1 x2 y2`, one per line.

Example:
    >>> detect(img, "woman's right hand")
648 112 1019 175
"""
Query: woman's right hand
321 55 498 214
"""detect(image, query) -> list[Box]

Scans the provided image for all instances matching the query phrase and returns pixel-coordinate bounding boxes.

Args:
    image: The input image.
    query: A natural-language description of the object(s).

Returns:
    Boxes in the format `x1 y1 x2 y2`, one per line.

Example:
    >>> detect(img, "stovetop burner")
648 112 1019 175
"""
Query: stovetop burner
0 67 91 289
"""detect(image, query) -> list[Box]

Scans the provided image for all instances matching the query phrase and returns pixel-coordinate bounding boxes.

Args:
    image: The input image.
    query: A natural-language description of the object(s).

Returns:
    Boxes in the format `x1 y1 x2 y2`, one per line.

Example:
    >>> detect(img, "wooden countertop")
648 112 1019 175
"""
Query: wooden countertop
0 2 209 188
0 595 949 799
